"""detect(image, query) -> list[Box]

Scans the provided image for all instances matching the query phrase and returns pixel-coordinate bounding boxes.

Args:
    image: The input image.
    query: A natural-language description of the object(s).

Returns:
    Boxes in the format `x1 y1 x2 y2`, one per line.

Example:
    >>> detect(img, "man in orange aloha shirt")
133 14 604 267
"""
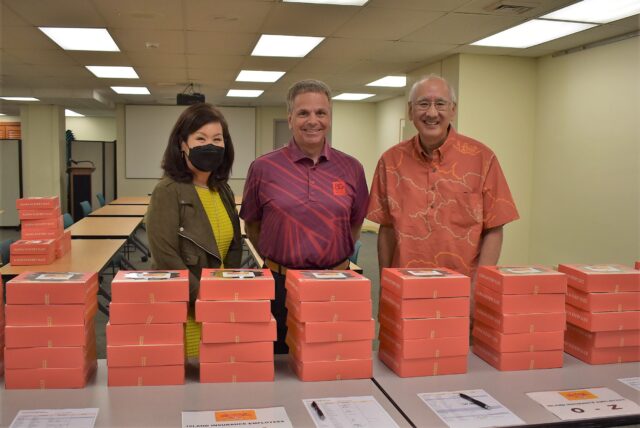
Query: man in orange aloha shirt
367 74 519 291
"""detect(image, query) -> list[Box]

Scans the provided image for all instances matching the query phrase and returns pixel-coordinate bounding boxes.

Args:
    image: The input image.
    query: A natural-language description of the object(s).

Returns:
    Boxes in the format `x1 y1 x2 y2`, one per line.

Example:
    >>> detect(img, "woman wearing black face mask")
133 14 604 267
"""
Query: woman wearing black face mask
146 103 242 358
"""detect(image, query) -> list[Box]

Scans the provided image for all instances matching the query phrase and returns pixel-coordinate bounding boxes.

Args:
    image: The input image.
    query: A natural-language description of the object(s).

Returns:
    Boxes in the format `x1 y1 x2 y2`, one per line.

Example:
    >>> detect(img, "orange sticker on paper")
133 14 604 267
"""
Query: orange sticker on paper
215 410 257 422
559 390 599 401
332 181 346 196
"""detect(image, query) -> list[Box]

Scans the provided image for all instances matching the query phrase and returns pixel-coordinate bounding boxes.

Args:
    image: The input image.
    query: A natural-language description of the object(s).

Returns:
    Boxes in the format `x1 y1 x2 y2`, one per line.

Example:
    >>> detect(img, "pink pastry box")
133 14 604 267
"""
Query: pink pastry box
473 303 566 334
477 265 566 294
286 317 375 343
378 347 467 377
380 288 469 319
201 317 276 343
7 272 98 305
285 269 371 301
474 284 564 314
381 267 469 299
111 270 189 303
199 268 274 301
557 264 640 293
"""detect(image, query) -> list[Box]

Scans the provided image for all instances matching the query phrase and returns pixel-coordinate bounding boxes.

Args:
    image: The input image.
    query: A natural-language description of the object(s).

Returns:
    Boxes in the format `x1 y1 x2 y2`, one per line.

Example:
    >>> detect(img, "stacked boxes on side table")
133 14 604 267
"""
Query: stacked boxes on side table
107 270 189 386
285 270 374 381
0 277 4 376
473 266 567 371
559 264 640 364
4 272 98 388
12 197 71 265
378 268 470 377
196 269 276 382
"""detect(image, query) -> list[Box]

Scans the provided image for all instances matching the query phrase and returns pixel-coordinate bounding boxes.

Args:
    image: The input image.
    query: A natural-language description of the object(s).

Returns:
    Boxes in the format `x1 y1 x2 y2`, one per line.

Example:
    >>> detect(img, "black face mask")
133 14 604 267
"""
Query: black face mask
186 144 225 172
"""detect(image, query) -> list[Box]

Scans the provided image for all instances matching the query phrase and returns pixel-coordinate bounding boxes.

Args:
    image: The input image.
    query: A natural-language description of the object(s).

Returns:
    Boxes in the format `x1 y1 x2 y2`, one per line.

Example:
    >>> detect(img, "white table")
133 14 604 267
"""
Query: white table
2 357 412 427
373 350 640 427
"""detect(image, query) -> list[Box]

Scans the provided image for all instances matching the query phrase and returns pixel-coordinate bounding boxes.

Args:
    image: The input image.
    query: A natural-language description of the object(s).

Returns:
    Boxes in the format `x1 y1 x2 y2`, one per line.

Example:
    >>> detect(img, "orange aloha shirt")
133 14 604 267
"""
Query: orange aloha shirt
367 127 519 277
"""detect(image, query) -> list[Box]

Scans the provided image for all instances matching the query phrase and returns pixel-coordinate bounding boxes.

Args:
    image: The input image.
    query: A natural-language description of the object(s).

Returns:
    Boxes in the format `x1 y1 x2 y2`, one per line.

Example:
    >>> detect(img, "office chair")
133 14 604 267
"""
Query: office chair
63 213 74 228
350 240 362 264
1 238 17 265
80 200 92 218
96 192 105 207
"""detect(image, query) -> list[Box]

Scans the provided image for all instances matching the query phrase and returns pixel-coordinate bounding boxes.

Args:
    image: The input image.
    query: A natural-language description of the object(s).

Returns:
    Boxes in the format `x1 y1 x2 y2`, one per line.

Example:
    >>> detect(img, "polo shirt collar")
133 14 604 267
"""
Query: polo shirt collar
288 138 331 163
413 125 457 162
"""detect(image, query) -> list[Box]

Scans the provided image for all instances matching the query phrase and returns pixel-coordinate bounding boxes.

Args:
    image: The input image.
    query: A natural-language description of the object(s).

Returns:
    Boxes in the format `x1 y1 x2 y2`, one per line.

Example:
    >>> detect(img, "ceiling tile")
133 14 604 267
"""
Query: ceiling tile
260 3 359 36
110 29 186 53
365 0 470 12
187 54 245 70
333 7 443 40
186 31 258 55
3 0 105 27
185 0 272 32
92 0 184 30
4 49 78 66
402 13 524 45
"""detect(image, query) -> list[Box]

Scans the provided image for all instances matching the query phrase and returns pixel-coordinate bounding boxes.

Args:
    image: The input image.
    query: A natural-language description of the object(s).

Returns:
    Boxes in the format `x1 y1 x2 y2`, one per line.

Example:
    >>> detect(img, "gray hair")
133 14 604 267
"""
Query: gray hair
408 74 457 105
286 79 332 112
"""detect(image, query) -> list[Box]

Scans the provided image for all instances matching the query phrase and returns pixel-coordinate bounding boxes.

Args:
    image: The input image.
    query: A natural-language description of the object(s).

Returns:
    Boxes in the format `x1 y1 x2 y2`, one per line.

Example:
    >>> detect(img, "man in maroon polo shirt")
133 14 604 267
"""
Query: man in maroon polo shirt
240 79 369 353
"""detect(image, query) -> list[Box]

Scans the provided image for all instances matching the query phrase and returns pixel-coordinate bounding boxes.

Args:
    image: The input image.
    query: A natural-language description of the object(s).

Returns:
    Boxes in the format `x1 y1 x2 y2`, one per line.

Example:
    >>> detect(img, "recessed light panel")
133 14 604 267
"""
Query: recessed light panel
283 0 369 5
0 97 40 101
86 66 138 79
367 76 407 87
471 19 595 48
65 109 84 117
542 0 640 24
39 27 120 51
227 89 264 98
251 34 324 57
111 86 150 95
236 70 286 83
333 93 375 100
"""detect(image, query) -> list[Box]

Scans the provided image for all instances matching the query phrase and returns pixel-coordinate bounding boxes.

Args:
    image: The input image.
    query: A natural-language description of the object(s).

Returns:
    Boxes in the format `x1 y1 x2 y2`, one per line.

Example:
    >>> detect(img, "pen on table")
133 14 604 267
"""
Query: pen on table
459 393 490 410
311 401 325 420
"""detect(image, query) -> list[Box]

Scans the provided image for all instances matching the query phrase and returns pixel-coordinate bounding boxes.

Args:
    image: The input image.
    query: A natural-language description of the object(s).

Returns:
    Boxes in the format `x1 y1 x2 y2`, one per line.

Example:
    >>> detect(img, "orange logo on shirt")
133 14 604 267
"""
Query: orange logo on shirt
333 181 346 196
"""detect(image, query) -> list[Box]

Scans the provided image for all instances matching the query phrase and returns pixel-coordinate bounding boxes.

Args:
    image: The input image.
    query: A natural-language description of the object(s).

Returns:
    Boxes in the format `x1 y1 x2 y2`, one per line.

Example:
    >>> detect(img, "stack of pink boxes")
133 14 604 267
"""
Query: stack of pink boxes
107 270 189 386
378 268 470 377
473 266 567 371
0 277 4 377
196 268 275 382
285 270 374 381
559 264 640 364
4 272 98 389
12 197 71 265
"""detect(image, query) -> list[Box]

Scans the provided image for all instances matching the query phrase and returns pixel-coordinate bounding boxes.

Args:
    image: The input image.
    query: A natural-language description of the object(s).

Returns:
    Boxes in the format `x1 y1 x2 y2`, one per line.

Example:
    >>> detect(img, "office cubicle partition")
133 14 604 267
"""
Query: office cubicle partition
0 139 23 228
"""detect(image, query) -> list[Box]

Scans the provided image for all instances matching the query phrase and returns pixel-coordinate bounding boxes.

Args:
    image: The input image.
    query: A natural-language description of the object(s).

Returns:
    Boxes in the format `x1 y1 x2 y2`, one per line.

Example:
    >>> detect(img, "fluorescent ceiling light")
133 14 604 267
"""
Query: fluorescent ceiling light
39 27 120 51
227 89 264 98
86 66 138 79
236 70 285 83
251 34 324 57
111 86 150 95
0 96 40 101
0 113 5 116
542 0 640 24
333 93 375 100
471 19 595 48
65 109 84 117
367 75 406 87
283 0 369 5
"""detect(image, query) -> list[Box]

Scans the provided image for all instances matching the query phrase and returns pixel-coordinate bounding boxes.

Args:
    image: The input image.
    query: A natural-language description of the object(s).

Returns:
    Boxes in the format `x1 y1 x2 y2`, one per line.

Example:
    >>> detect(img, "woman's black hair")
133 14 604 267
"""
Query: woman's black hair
161 103 234 189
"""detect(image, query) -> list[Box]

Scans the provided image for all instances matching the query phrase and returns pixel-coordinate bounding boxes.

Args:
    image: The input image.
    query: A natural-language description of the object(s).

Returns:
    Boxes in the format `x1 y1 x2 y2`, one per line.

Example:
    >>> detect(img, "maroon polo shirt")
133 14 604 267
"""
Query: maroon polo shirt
240 139 368 269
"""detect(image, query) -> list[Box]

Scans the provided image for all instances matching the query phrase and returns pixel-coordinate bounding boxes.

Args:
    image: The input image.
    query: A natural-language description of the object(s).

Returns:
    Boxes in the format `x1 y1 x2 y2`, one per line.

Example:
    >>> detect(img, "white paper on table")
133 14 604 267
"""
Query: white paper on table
9 408 99 428
181 407 292 428
418 389 525 428
527 387 640 421
303 396 400 428
618 377 640 391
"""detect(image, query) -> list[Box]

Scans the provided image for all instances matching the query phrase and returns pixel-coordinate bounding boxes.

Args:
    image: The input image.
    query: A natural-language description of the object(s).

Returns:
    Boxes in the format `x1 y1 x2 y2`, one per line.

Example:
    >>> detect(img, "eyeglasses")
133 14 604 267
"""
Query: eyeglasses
413 99 451 112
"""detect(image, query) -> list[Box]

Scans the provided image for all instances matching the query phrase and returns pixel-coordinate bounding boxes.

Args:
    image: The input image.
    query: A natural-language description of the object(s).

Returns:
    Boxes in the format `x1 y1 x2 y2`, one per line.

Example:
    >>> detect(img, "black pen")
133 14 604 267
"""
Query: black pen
311 401 325 420
459 393 490 410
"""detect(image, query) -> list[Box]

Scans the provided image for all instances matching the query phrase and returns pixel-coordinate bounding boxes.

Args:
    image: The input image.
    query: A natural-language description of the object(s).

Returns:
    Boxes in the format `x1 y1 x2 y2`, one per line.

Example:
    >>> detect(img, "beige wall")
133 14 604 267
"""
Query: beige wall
66 116 116 141
530 37 640 265
456 54 537 266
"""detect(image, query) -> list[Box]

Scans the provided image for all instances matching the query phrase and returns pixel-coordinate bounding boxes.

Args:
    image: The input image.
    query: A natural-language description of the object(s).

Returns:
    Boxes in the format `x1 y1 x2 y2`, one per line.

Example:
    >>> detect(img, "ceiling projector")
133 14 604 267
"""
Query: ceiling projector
177 92 205 105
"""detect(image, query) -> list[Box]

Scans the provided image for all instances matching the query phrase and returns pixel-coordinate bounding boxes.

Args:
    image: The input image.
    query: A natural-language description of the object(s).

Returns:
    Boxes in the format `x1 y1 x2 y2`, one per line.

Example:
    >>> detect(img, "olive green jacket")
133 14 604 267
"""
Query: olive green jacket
146 177 243 302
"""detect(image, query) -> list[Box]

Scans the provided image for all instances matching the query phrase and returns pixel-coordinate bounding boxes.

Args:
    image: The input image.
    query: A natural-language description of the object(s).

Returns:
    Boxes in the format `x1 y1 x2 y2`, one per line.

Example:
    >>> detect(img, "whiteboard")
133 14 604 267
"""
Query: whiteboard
125 105 256 179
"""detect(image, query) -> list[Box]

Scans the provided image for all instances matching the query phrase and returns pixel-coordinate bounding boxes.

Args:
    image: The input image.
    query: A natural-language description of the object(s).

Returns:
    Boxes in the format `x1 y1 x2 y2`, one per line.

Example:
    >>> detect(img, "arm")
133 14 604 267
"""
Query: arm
377 225 396 274
477 225 504 267
351 224 362 244
245 220 262 254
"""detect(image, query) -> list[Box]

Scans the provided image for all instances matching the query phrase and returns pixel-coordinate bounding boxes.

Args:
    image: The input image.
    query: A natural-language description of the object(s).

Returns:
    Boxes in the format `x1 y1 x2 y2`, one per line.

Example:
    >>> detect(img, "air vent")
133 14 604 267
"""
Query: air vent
484 1 537 15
